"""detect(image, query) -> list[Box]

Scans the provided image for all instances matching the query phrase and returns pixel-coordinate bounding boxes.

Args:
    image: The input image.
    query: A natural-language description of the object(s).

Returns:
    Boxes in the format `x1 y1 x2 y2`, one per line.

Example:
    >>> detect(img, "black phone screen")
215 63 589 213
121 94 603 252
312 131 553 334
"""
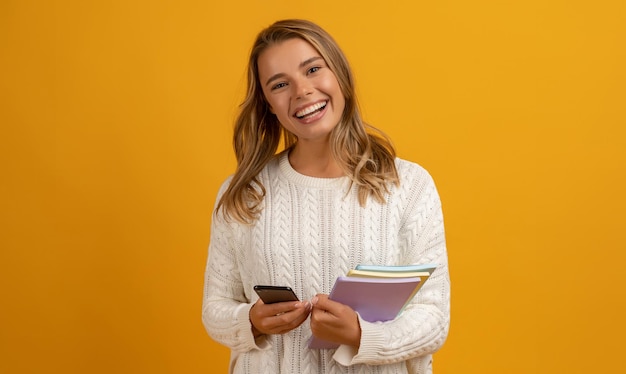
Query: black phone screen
253 285 299 304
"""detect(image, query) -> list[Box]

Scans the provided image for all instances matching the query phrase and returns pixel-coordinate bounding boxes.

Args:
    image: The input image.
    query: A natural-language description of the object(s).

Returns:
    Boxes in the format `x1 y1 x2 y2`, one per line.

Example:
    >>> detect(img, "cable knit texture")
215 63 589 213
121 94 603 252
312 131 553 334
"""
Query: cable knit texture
202 153 450 373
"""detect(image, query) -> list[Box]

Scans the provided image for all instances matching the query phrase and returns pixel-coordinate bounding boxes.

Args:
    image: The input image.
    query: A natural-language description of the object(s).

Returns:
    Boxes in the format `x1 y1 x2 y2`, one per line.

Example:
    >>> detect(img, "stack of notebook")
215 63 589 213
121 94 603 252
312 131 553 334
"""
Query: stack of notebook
308 263 437 349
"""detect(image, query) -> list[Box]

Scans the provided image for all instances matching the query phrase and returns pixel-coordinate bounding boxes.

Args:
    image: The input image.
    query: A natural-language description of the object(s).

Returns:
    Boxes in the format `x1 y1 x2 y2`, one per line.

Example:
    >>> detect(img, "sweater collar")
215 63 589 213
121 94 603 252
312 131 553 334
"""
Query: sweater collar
278 152 350 189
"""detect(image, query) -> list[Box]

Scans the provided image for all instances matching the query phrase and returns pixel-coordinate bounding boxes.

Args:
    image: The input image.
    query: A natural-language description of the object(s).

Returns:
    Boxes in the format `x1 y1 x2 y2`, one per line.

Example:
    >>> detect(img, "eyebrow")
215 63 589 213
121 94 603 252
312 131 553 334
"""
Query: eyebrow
264 56 324 87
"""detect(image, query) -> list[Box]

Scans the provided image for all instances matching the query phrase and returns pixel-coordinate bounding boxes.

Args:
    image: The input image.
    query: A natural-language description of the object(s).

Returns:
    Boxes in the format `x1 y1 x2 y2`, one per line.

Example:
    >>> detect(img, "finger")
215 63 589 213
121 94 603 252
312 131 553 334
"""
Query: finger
278 308 311 333
275 301 311 320
312 294 342 314
254 300 310 333
255 300 302 318
270 301 306 315
310 304 336 325
267 304 311 334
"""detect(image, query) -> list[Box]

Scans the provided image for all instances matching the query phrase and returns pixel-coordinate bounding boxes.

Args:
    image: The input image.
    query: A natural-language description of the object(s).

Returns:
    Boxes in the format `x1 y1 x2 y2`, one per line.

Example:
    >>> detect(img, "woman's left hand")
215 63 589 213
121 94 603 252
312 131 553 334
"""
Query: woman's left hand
309 294 361 347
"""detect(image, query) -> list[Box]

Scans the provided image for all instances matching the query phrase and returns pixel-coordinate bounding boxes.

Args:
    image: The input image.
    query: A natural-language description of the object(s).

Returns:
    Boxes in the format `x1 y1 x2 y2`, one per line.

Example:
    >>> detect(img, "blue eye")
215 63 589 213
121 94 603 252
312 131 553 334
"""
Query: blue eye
308 66 320 74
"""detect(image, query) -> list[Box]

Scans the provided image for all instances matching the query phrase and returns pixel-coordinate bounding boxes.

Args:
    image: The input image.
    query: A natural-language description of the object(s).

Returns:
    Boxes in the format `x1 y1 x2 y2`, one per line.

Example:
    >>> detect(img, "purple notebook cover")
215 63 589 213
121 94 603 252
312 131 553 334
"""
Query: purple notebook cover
308 276 422 349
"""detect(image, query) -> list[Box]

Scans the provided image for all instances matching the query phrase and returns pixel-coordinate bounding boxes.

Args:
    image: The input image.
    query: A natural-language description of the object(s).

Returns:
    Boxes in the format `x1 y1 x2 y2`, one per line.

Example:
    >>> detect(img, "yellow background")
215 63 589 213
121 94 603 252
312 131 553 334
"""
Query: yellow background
1 0 625 373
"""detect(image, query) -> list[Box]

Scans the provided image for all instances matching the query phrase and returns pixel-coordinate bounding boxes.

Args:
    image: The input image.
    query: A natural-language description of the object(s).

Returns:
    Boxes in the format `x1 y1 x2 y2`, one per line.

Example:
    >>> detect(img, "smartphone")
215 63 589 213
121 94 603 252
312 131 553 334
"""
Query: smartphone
253 285 299 304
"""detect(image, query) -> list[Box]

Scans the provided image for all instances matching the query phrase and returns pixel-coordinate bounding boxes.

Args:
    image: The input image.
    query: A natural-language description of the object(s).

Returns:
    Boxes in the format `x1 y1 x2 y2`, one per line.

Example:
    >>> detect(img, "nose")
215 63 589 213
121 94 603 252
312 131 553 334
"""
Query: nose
293 77 313 99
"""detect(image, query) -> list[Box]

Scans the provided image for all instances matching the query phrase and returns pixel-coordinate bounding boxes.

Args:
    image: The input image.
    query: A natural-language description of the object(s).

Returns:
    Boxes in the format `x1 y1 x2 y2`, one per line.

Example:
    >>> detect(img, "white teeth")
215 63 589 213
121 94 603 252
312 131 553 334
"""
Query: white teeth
295 101 326 118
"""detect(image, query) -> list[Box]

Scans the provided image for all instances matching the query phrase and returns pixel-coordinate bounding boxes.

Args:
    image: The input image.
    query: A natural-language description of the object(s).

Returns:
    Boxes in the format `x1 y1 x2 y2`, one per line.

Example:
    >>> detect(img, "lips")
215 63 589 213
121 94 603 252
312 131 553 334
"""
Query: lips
294 101 328 119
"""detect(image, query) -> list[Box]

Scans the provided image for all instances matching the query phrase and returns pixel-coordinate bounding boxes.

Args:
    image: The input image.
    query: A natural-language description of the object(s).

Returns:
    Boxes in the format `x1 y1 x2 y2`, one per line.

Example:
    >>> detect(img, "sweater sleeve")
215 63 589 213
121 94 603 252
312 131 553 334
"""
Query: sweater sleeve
334 170 451 367
201 178 270 353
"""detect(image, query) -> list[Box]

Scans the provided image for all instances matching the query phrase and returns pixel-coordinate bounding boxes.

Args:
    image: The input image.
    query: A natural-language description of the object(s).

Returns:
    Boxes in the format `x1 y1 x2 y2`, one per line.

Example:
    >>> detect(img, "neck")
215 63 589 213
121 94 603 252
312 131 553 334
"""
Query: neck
288 143 344 178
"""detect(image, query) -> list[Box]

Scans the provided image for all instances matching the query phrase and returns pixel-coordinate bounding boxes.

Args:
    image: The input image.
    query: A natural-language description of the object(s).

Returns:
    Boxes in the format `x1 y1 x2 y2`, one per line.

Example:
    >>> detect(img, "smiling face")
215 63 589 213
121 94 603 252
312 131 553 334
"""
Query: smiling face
257 38 346 148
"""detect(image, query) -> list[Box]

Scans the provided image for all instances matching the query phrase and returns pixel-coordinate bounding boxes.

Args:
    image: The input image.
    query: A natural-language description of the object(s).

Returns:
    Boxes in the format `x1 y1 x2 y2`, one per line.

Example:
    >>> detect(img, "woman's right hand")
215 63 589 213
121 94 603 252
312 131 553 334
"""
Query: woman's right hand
249 299 312 338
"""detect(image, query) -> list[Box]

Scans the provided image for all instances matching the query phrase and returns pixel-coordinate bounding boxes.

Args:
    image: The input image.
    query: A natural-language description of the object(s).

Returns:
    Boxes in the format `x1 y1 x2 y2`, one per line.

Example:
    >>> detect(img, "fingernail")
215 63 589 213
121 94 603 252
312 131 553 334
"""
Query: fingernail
311 296 318 305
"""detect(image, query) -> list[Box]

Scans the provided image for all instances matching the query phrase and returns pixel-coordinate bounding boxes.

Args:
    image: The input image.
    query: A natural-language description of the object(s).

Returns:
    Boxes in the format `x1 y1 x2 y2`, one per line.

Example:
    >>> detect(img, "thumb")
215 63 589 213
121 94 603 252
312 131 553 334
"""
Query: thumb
311 294 331 309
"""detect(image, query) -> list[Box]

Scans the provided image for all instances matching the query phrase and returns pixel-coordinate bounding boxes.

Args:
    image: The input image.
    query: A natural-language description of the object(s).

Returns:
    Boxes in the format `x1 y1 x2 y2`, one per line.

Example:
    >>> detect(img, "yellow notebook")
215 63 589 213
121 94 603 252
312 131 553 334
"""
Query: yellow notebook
347 269 430 279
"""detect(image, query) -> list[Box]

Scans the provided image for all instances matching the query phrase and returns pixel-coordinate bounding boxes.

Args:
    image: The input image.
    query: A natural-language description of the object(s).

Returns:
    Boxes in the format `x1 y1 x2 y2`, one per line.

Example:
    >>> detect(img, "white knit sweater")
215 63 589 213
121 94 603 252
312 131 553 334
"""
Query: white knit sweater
202 153 450 374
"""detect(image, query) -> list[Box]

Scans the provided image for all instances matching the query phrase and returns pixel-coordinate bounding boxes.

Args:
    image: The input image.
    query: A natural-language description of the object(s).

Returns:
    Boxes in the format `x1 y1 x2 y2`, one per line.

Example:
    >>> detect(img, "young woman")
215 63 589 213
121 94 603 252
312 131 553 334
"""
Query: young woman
202 19 450 373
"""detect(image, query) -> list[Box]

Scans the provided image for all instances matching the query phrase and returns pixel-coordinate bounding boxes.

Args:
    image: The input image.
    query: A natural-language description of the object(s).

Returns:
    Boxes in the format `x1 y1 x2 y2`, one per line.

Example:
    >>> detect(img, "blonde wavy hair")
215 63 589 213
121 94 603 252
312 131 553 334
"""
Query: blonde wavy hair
217 19 399 224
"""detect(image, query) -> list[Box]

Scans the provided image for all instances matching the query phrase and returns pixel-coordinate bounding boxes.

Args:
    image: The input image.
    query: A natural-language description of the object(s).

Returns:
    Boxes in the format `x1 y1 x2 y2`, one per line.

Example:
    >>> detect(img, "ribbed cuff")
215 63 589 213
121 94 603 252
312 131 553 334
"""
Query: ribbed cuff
234 303 272 352
332 314 386 366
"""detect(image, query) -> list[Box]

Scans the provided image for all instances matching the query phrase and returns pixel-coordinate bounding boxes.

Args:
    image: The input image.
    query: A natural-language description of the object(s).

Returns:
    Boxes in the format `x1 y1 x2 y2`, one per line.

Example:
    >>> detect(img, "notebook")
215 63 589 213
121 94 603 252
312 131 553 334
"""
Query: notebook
308 276 422 349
